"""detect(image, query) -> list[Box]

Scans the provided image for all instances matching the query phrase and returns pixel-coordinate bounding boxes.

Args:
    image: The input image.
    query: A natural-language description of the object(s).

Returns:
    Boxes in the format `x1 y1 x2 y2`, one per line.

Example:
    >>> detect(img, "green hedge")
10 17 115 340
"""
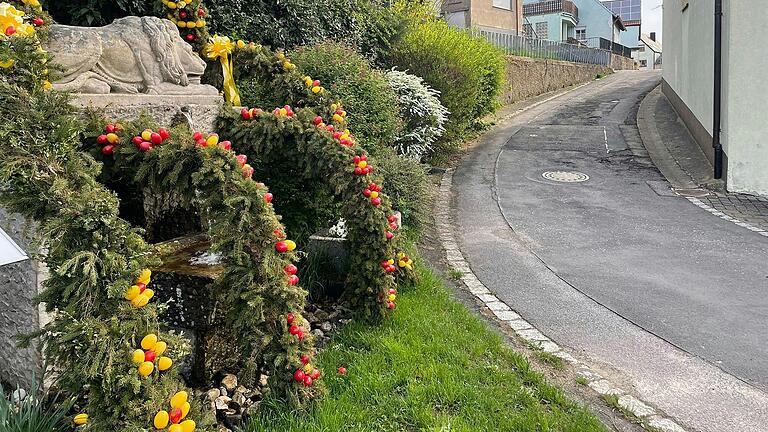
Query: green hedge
289 42 403 151
389 21 506 144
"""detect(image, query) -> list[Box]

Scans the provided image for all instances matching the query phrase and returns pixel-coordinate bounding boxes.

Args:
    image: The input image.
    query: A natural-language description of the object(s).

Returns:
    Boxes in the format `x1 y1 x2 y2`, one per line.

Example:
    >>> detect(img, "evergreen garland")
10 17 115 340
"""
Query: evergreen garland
155 0 209 51
88 119 322 403
217 106 413 318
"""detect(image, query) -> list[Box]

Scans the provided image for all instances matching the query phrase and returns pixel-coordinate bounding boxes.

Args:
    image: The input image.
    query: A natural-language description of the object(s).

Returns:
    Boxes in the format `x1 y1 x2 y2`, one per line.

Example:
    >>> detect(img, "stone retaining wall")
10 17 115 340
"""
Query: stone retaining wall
502 56 614 105
0 209 46 389
611 53 637 71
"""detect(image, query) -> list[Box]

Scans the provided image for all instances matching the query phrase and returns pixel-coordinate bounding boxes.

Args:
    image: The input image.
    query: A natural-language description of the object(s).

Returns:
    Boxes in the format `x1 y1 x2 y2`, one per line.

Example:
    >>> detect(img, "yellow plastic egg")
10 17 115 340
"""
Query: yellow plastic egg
141 130 152 141
181 401 190 419
206 135 219 146
236 40 245 49
154 410 169 429
158 356 173 371
106 133 118 144
285 240 296 251
388 294 396 302
131 349 145 364
73 413 88 425
312 86 321 94
143 289 155 300
303 363 313 373
370 191 379 199
196 20 205 28
138 269 151 285
138 361 154 377
169 425 183 432
171 391 188 409
141 334 158 350
132 295 149 308
153 341 167 356
180 419 196 432
177 21 186 28
125 285 140 300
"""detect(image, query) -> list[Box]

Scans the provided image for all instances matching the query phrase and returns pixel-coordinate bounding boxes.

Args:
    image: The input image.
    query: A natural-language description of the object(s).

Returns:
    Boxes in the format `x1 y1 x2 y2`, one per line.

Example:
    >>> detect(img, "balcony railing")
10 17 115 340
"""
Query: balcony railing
523 0 579 21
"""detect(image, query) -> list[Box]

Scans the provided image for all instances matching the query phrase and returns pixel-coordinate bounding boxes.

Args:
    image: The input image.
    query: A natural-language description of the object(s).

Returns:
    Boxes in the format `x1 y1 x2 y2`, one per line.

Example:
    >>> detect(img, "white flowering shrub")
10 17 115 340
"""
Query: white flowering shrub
386 69 449 160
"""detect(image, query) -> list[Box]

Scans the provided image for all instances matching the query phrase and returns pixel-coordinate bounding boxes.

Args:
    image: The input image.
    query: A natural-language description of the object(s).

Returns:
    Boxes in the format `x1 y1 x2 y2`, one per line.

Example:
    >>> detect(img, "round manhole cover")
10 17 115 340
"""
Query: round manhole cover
541 171 589 183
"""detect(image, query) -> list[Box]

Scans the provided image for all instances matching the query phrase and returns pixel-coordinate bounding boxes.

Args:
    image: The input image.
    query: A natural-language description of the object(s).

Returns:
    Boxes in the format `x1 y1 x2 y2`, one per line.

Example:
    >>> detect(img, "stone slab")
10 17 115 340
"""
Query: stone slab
72 94 224 132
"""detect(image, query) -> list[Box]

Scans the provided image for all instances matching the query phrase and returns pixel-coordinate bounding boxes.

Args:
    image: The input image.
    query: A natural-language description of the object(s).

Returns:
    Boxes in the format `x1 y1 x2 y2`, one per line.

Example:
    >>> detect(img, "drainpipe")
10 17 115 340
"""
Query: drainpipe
713 0 724 179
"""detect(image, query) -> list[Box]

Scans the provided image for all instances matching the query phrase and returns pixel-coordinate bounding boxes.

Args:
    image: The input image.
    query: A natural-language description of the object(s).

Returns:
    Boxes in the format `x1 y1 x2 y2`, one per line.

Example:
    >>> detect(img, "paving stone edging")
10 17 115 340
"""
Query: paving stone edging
435 168 688 432
686 197 768 238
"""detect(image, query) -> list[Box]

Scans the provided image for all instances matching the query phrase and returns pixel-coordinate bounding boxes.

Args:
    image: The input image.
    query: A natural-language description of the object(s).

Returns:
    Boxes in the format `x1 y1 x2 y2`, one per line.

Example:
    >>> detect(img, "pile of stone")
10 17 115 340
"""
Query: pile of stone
207 303 352 430
207 373 268 431
302 303 352 347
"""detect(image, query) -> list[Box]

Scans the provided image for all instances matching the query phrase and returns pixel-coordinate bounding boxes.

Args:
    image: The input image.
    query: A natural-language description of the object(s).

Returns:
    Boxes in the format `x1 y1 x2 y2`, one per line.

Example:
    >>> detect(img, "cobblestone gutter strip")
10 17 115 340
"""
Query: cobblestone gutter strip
436 168 688 432
686 196 768 237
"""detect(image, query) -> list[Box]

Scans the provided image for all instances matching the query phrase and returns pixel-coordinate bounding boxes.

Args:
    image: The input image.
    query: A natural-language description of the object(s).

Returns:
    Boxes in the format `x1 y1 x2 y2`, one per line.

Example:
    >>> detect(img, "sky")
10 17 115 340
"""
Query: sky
642 0 663 43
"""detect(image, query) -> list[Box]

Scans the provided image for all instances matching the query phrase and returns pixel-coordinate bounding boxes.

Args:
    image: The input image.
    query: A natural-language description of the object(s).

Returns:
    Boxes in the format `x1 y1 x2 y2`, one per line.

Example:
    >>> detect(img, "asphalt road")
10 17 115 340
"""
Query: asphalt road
452 71 768 432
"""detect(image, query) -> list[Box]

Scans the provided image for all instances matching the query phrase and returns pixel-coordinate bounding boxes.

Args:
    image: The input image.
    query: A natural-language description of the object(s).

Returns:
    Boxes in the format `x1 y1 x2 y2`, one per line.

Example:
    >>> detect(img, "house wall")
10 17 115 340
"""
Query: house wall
662 0 714 136
523 13 565 40
721 1 768 195
663 0 768 195
572 0 619 42
471 0 523 34
621 23 640 48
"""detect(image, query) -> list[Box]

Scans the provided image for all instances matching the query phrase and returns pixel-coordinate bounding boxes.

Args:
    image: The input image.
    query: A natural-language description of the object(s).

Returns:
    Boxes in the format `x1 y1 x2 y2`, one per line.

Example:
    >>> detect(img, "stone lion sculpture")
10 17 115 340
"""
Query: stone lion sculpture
46 16 217 95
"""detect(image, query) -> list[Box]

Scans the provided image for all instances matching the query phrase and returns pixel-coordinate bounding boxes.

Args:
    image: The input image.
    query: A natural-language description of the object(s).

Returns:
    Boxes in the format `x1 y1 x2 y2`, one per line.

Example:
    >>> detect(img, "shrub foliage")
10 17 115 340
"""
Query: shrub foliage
289 42 403 151
390 21 506 142
385 69 448 160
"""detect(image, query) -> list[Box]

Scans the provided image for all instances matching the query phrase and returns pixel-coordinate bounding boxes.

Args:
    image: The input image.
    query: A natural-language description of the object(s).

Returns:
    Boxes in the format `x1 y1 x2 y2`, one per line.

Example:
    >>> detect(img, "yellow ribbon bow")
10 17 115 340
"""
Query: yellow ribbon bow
204 35 241 106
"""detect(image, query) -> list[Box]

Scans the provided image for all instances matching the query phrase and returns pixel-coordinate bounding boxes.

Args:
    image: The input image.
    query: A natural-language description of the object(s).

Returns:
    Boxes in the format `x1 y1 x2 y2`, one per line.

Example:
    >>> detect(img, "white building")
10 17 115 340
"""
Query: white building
637 32 661 69
663 0 768 196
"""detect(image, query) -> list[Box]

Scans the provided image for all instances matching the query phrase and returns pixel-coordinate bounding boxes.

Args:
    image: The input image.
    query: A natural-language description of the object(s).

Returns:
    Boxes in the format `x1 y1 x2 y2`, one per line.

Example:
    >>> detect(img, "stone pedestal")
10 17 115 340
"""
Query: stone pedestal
0 209 50 389
72 94 224 132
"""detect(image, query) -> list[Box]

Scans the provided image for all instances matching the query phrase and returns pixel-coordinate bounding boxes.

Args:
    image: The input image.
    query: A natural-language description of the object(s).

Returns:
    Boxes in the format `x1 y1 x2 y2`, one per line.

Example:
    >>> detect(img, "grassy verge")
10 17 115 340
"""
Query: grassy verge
243 267 607 432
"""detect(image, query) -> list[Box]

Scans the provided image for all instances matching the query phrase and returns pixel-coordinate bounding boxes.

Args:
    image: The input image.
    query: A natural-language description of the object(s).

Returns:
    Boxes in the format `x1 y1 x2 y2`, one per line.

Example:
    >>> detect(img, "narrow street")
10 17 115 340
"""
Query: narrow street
451 70 768 432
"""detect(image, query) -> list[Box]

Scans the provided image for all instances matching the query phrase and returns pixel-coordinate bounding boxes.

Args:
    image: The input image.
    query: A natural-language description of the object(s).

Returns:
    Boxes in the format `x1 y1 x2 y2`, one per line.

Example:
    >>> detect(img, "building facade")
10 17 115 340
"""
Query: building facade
443 0 524 34
523 0 625 46
663 0 768 195
637 32 661 69
601 0 641 48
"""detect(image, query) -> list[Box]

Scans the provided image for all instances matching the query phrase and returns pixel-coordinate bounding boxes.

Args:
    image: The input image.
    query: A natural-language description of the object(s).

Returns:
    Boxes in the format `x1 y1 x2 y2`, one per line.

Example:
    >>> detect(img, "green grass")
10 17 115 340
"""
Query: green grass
242 267 607 432
534 349 566 371
447 268 464 280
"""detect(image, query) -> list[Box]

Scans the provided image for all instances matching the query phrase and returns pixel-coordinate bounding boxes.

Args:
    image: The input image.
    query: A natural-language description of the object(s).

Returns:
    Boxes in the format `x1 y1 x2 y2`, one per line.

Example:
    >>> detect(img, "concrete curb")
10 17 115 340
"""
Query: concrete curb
637 86 699 190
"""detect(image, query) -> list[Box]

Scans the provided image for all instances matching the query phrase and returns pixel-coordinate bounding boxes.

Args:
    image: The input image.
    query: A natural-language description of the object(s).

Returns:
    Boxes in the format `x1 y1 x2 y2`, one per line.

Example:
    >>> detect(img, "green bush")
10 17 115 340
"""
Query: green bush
205 0 361 50
373 147 430 232
290 42 403 151
385 69 449 160
389 21 506 144
43 0 150 26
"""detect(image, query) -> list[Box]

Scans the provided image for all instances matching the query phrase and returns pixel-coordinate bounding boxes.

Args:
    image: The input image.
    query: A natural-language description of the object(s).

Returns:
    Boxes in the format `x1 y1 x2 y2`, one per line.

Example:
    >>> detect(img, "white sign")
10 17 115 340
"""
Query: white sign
0 227 28 266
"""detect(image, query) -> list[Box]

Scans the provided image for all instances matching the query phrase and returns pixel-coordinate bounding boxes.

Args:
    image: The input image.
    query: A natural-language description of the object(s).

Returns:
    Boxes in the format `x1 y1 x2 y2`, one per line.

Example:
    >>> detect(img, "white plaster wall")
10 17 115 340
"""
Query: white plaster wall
662 0 714 136
721 1 768 196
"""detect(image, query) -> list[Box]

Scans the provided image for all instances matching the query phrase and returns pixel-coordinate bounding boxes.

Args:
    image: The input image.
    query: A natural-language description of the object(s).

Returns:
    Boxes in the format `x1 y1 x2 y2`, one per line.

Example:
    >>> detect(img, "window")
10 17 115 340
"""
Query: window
638 46 645 52
493 0 511 10
640 59 647 67
535 22 548 40
575 27 586 41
